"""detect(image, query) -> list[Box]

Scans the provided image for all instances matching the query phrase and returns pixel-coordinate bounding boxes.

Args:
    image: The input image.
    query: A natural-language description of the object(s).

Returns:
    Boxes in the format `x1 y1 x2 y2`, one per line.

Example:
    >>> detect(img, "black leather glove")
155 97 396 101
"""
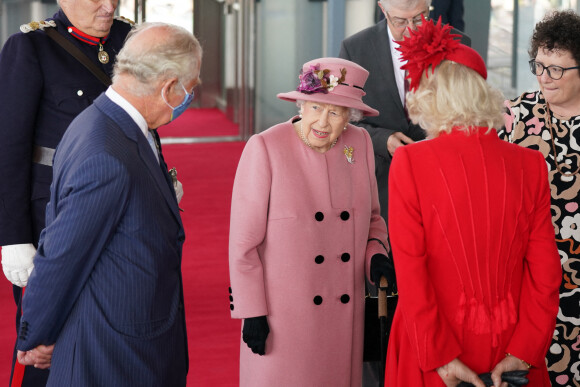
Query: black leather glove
242 316 270 356
370 253 397 295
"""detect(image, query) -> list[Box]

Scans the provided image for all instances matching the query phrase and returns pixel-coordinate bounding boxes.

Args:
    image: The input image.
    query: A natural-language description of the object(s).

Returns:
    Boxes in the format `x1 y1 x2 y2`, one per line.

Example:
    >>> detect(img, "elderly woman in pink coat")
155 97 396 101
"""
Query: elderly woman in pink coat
228 57 394 386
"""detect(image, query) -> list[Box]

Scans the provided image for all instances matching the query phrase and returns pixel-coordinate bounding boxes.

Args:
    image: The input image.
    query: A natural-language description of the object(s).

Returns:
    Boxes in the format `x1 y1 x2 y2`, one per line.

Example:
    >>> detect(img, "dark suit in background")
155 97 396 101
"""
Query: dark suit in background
339 19 426 222
339 19 470 222
430 0 465 31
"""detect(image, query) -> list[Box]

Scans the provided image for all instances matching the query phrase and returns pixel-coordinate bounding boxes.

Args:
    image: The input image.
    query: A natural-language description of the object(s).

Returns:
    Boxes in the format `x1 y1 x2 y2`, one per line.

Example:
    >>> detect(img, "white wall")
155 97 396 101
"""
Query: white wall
345 0 376 37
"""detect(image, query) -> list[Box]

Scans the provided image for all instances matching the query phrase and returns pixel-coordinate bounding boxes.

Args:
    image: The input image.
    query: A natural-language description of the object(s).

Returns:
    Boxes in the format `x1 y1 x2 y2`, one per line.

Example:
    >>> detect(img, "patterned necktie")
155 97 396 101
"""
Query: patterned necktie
403 76 410 122
147 130 160 164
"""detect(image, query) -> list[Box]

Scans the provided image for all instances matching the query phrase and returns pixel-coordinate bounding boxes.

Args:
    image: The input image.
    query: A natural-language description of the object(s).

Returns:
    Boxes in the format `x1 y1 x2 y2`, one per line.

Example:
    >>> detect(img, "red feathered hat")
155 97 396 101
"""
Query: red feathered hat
396 16 487 92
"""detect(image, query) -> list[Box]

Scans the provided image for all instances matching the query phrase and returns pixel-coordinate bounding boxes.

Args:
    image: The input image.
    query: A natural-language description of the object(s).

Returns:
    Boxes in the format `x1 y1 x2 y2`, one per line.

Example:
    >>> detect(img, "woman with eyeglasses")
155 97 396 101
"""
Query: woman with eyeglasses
500 9 580 386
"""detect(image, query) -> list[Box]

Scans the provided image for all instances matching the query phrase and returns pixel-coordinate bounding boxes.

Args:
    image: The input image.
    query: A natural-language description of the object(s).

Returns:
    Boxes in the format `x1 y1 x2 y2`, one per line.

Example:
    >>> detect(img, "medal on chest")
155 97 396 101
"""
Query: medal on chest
68 26 110 65
98 43 109 64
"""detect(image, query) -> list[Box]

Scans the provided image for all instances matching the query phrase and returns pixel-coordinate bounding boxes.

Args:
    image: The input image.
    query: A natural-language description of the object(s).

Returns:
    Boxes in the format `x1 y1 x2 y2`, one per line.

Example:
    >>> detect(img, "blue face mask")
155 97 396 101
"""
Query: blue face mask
162 82 194 121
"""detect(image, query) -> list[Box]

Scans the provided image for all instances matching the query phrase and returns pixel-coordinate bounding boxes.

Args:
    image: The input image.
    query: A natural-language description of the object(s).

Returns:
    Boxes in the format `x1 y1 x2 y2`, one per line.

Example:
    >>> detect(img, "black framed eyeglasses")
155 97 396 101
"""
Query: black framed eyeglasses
386 11 429 29
529 59 580 80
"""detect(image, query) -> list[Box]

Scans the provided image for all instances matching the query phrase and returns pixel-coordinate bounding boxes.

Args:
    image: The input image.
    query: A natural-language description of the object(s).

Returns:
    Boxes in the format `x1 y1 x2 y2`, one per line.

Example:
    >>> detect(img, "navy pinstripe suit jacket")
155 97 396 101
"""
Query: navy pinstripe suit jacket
17 94 188 386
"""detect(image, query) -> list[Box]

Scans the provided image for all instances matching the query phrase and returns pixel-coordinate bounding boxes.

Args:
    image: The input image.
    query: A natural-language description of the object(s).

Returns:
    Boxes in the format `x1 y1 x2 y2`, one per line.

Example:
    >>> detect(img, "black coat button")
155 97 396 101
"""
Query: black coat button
228 287 232 294
313 295 323 305
340 294 350 304
341 253 350 262
315 212 324 221
315 255 324 264
340 211 350 221
229 295 234 302
230 304 234 311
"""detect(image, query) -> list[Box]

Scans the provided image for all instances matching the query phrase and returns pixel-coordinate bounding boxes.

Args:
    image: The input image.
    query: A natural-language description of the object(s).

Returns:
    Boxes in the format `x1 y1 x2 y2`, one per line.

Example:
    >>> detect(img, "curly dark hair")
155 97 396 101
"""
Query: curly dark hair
530 9 580 68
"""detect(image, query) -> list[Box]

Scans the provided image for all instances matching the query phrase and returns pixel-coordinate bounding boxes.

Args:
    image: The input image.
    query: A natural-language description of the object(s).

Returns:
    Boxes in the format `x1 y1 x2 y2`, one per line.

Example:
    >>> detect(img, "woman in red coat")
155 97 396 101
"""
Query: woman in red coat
385 19 562 387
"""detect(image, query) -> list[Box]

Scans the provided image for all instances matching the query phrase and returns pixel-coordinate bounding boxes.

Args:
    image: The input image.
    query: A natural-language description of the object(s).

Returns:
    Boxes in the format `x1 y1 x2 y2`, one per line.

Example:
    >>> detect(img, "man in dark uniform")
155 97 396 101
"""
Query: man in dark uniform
0 0 132 385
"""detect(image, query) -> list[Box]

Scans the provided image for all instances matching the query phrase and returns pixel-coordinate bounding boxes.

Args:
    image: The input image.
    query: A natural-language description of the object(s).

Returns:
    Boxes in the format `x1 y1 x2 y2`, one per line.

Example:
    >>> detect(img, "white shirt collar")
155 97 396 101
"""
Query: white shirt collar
105 87 149 138
388 27 407 106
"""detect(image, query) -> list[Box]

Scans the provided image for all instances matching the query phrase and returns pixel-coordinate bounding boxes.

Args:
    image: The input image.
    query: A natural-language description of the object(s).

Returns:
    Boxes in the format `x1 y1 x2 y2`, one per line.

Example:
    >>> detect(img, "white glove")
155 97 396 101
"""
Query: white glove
1 243 36 287
174 179 184 204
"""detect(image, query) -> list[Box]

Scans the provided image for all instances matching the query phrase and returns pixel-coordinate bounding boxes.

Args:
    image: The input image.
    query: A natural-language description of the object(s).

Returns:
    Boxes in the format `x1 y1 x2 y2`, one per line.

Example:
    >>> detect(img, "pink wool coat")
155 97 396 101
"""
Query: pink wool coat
228 117 388 387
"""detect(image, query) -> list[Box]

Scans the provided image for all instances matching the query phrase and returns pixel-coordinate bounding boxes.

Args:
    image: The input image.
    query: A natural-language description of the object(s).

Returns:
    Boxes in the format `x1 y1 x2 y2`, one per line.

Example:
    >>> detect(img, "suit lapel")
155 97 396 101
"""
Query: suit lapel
137 133 183 226
94 94 183 227
372 21 405 112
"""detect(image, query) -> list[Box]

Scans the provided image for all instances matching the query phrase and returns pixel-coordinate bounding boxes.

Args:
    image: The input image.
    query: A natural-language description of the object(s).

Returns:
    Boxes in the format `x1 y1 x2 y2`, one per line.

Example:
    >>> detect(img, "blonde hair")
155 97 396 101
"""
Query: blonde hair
406 60 505 137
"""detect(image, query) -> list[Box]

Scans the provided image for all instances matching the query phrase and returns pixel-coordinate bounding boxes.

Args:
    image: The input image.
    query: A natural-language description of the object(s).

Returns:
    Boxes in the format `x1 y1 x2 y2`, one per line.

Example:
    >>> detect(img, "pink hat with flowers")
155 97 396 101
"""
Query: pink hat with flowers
277 57 379 116
397 16 487 92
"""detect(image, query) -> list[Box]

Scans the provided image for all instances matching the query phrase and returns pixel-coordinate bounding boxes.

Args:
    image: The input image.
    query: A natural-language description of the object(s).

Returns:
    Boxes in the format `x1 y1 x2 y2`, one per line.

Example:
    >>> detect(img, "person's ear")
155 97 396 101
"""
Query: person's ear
159 78 179 102
377 2 387 19
166 78 181 94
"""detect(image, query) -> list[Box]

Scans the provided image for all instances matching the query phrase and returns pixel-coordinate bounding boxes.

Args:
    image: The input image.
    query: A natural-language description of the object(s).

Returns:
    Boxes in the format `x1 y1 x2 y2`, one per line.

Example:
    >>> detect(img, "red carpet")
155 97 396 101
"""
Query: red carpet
163 108 239 138
0 283 15 383
166 142 243 386
0 113 246 385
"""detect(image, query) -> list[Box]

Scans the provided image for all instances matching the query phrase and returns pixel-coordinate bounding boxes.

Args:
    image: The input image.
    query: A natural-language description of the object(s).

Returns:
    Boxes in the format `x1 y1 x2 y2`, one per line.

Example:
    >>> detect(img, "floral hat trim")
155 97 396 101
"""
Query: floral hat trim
396 16 461 92
297 64 347 94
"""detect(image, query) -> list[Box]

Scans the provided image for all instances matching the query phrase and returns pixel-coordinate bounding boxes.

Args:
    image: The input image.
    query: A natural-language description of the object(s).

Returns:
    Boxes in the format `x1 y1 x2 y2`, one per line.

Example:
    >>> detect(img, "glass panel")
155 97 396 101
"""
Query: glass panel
116 0 249 142
118 0 193 33
488 0 579 99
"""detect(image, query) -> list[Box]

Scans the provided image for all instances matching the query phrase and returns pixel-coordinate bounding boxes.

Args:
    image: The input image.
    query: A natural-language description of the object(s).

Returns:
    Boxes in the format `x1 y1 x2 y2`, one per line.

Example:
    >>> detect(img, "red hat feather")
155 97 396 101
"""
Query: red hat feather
396 16 487 92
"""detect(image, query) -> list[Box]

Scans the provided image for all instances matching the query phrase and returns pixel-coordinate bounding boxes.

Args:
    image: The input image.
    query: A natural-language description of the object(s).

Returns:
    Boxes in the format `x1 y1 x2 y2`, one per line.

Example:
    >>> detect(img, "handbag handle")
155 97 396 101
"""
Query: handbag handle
378 276 388 318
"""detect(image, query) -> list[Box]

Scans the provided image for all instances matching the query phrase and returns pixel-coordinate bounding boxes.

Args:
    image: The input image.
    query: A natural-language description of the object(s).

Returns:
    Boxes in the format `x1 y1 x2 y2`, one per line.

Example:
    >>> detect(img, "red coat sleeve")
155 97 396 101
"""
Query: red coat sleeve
505 151 561 367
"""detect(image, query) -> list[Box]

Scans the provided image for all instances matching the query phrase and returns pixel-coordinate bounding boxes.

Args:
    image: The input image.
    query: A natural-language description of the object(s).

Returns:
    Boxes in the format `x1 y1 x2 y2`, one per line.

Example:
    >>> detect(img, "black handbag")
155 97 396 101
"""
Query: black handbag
363 292 398 362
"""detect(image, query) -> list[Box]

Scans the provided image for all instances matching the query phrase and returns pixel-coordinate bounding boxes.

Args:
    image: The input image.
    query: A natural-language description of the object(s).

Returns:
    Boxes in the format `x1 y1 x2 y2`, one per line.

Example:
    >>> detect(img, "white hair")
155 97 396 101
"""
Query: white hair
295 100 363 122
112 22 203 96
379 0 431 12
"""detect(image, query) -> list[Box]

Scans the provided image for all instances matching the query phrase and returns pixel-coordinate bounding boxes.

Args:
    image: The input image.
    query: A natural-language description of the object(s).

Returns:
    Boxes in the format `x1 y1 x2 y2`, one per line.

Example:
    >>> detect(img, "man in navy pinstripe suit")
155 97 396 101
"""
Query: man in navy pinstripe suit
14 22 202 386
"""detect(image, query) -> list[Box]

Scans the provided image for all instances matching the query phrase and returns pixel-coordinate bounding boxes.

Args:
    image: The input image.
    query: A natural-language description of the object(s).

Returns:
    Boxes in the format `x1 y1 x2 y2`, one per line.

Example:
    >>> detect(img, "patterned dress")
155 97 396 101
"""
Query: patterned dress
501 91 580 386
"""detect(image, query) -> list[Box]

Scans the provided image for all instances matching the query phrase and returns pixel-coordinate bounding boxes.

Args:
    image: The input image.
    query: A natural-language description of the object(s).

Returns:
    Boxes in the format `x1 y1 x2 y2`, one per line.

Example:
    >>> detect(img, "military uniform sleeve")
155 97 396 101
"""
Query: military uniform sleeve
0 33 44 245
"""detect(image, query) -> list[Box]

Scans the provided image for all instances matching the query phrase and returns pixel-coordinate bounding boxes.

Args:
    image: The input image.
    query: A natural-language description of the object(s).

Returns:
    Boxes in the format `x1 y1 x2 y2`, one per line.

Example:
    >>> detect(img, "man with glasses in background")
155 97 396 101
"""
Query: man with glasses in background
340 0 470 225
339 1 469 385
